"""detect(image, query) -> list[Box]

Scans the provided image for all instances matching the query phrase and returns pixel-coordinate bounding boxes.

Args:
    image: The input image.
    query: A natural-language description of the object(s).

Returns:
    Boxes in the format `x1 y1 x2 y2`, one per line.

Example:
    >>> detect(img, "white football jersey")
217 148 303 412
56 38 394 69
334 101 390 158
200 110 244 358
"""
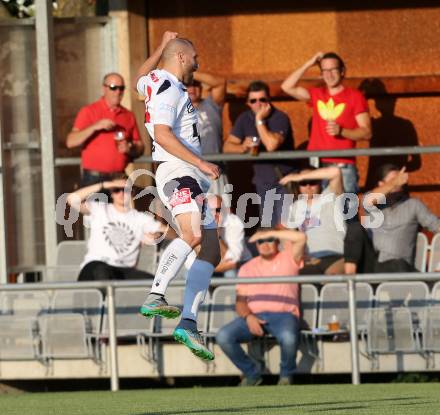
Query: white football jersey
137 69 201 162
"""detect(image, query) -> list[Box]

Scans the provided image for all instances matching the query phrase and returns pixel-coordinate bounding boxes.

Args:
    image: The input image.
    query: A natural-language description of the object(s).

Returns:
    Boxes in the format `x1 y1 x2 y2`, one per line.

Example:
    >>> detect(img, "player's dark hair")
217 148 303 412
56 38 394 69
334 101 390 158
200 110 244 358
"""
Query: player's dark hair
246 80 270 98
320 52 346 75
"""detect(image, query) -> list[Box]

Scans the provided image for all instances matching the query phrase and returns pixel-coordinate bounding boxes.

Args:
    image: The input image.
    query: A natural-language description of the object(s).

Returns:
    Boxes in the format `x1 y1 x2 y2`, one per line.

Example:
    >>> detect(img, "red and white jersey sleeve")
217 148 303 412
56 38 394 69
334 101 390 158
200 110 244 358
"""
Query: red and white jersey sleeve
137 69 201 162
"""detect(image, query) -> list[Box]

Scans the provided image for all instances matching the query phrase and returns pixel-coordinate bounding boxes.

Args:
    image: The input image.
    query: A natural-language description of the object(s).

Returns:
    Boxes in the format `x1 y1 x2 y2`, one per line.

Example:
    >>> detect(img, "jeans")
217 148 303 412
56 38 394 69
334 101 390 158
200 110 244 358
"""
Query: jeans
255 183 286 228
216 312 299 378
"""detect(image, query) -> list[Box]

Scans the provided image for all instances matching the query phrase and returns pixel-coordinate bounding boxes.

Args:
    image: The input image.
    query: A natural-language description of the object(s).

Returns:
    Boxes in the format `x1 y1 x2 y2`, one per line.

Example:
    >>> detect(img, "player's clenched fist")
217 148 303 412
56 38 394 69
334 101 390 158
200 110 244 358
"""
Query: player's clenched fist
198 160 220 180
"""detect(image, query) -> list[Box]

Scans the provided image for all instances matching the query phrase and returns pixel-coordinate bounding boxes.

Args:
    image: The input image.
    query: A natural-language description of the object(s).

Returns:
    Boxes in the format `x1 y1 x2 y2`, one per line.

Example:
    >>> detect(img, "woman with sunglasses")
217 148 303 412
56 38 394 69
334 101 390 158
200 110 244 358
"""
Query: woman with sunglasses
66 178 167 282
280 165 346 276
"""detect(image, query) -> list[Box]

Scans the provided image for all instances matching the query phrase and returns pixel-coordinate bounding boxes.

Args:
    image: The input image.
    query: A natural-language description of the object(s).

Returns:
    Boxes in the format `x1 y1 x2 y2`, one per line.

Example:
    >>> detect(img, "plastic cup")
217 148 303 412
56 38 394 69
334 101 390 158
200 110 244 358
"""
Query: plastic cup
250 136 260 156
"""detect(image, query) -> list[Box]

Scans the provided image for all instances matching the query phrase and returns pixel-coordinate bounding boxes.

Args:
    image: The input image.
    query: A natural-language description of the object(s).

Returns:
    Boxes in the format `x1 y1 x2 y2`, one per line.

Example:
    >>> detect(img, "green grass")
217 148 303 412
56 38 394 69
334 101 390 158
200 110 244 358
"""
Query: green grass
0 383 439 415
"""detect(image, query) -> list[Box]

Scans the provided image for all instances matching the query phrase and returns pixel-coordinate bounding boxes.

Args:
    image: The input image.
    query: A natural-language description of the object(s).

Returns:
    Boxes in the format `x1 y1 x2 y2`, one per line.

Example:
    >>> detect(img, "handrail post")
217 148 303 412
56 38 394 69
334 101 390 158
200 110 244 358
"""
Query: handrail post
107 285 119 391
348 278 360 385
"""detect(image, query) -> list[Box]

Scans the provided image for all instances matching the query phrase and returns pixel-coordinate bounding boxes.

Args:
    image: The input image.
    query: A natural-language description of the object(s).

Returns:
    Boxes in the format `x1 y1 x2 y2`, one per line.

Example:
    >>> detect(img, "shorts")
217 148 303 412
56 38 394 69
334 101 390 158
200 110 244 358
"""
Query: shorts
155 160 216 229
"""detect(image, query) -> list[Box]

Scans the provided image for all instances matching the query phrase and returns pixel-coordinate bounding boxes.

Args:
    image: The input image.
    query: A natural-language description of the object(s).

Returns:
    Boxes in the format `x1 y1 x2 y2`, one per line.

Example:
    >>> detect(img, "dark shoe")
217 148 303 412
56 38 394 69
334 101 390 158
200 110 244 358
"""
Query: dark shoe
239 376 263 387
277 376 292 385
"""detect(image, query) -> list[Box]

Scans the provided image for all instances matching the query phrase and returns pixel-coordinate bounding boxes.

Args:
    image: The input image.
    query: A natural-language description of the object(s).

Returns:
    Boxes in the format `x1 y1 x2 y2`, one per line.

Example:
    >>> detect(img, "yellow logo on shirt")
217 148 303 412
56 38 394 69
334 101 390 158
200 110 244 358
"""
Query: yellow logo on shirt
317 98 346 121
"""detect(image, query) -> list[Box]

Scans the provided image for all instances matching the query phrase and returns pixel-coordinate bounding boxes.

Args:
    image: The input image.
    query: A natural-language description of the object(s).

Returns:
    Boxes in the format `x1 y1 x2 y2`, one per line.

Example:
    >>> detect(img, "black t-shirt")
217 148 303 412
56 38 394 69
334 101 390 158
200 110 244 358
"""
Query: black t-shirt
231 107 294 185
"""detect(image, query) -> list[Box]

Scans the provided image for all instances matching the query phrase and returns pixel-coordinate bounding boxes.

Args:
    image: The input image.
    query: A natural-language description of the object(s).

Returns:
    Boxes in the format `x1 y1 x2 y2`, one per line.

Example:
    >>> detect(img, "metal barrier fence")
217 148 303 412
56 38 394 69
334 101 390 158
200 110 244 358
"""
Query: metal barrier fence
1 272 439 391
55 145 440 166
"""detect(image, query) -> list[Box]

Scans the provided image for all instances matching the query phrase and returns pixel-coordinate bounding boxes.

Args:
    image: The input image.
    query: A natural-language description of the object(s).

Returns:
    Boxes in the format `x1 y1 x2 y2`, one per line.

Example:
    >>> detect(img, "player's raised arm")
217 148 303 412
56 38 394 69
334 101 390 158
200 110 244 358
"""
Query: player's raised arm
134 31 178 90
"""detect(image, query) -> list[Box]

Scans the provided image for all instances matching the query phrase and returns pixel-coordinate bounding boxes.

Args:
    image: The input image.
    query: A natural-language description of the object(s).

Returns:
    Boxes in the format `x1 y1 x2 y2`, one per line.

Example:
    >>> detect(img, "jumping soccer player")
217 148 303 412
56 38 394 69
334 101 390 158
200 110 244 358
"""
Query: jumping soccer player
135 31 221 360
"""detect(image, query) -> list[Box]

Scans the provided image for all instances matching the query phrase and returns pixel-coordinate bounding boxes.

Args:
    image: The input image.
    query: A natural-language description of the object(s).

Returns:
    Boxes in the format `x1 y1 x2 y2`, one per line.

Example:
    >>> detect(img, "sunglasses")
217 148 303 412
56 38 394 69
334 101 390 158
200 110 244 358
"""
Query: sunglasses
104 84 126 92
110 187 125 193
298 180 321 187
248 97 268 104
256 237 277 245
214 208 222 213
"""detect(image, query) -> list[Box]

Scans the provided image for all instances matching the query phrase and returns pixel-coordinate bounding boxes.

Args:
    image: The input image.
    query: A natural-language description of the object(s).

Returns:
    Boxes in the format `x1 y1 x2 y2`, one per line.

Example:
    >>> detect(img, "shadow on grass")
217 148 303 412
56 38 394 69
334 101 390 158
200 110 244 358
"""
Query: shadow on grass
132 396 427 415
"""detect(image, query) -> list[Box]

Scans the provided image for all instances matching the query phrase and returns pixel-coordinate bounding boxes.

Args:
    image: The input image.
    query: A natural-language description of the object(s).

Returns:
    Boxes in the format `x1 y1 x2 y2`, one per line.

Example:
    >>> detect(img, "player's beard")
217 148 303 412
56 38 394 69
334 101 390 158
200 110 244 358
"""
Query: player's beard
183 72 194 86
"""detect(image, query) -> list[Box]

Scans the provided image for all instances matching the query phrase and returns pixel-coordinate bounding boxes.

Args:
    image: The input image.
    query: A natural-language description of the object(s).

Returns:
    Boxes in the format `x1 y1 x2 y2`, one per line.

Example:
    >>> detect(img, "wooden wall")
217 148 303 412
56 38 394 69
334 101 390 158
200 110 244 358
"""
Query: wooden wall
145 2 440 214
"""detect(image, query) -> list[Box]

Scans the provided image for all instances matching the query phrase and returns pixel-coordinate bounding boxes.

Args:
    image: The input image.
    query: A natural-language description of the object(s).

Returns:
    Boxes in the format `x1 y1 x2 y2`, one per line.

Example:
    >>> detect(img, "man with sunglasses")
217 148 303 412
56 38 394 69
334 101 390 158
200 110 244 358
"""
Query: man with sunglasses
67 73 144 187
281 52 371 194
224 81 294 227
280 165 346 275
216 228 305 386
135 33 221 361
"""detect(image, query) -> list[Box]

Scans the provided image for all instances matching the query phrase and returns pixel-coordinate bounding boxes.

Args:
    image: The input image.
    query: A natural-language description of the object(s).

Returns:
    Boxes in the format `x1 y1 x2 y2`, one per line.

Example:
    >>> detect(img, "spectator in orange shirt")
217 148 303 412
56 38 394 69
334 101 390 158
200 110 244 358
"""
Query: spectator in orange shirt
216 228 305 386
67 73 144 187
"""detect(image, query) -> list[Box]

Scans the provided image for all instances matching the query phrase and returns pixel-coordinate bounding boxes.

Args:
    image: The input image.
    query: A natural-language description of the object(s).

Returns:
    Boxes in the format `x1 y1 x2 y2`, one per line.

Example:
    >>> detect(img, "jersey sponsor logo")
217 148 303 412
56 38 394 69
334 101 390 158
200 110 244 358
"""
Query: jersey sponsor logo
186 99 195 113
169 188 192 207
157 79 171 95
150 72 159 83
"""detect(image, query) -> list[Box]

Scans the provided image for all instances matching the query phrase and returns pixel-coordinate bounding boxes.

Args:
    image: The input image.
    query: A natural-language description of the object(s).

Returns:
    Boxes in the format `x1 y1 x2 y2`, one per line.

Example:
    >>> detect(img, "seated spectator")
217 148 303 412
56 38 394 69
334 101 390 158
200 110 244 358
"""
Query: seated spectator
66 178 167 281
216 228 306 386
223 81 295 227
187 72 230 195
207 195 253 277
345 164 440 273
280 166 345 275
66 72 144 187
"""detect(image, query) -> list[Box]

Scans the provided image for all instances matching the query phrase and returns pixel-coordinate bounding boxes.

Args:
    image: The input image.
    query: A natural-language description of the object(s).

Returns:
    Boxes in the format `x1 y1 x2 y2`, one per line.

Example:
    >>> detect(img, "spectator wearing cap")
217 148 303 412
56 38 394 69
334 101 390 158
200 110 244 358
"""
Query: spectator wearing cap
66 73 144 187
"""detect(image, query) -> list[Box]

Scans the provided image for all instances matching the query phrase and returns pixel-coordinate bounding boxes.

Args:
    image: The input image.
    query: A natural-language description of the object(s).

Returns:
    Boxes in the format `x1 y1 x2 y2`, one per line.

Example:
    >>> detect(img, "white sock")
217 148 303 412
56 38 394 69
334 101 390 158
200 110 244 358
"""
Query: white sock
151 238 192 295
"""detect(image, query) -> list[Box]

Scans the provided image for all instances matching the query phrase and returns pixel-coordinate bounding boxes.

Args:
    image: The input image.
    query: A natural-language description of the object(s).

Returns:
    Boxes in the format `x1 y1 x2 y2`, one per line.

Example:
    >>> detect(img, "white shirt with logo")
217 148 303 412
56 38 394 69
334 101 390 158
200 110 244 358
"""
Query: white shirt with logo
137 69 201 162
81 202 162 269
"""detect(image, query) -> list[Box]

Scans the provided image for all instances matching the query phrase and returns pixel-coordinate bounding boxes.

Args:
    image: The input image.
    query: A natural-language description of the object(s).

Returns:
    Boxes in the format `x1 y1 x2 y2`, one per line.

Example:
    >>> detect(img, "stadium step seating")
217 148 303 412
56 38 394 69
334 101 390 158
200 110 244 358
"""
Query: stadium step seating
1 281 440 373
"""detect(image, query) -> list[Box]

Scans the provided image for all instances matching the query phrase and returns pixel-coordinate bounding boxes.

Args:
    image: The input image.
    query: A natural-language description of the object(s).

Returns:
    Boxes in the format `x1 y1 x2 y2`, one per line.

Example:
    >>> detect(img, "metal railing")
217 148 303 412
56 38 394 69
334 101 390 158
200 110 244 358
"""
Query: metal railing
55 145 440 166
1 272 439 391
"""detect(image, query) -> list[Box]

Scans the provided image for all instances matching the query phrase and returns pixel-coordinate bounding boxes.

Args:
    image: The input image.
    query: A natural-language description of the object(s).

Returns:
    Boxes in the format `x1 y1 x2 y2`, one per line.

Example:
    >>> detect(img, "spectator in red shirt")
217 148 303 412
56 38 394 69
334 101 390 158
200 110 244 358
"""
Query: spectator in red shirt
66 73 144 186
281 52 372 194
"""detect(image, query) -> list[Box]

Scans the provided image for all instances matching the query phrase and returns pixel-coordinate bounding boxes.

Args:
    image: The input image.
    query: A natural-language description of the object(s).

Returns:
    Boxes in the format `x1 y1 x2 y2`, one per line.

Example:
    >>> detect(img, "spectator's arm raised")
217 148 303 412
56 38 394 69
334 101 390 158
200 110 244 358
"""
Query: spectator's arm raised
364 167 408 207
281 52 324 101
193 71 226 107
133 30 178 90
280 166 343 196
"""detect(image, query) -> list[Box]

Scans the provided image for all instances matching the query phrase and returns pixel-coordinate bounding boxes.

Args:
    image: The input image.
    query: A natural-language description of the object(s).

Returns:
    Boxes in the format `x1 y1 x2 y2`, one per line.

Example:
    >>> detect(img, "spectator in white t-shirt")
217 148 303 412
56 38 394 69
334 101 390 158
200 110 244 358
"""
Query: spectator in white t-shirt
66 178 167 281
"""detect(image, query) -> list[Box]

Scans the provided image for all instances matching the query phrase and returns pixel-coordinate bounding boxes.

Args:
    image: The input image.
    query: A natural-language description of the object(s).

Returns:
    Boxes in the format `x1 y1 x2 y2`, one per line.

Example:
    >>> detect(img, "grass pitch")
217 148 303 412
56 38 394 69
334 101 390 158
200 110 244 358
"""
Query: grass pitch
0 383 439 415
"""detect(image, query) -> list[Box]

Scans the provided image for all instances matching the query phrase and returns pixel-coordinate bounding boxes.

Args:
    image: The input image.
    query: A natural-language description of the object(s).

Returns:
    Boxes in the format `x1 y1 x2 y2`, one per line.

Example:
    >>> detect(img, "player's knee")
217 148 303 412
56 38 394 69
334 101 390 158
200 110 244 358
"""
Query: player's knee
181 233 202 248
197 242 221 267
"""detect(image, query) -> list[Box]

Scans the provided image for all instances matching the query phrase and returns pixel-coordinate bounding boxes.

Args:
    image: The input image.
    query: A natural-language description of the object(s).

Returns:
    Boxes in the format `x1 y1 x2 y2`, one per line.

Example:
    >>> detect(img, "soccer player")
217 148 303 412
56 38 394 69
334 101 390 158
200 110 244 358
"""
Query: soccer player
135 32 221 361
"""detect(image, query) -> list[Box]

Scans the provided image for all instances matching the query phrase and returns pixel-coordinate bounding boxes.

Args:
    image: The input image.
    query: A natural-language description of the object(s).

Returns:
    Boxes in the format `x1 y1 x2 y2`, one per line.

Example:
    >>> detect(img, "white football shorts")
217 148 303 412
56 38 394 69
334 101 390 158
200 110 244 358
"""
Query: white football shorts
155 160 216 229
